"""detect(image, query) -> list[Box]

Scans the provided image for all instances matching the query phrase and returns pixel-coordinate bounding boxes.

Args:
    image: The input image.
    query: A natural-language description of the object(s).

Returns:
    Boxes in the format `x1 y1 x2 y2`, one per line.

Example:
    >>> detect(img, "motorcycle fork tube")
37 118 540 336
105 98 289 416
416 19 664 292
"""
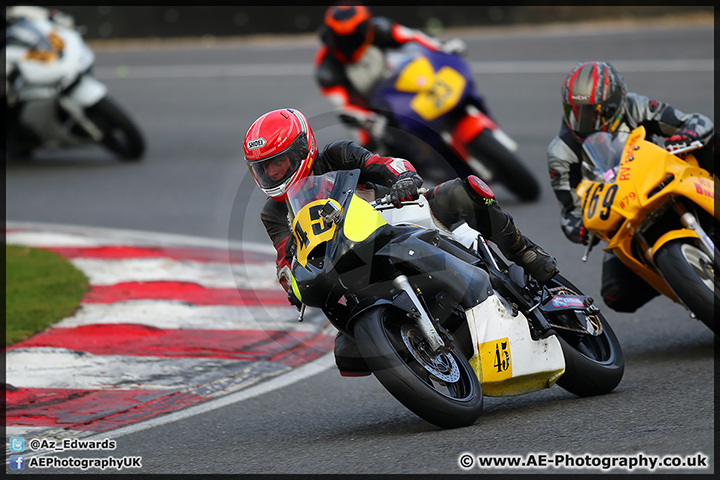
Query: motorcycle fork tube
673 201 716 262
58 96 103 141
679 212 717 266
392 275 445 352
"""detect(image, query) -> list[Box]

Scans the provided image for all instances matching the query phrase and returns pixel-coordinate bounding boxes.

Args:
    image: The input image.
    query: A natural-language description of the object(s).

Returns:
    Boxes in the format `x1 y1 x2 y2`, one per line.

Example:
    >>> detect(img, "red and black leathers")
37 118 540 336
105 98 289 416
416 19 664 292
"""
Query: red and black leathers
261 140 418 277
261 141 557 295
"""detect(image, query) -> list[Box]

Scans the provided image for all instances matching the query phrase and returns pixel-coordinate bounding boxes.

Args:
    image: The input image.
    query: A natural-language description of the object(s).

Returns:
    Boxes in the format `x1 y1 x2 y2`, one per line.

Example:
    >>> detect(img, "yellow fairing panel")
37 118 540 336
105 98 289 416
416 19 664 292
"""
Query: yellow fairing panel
343 195 387 242
292 199 340 267
394 57 466 121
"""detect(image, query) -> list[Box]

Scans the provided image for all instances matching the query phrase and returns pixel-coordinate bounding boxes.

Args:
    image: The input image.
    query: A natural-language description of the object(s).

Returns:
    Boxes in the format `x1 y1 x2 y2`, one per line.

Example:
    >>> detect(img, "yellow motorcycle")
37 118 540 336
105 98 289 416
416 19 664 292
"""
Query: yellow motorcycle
578 126 717 333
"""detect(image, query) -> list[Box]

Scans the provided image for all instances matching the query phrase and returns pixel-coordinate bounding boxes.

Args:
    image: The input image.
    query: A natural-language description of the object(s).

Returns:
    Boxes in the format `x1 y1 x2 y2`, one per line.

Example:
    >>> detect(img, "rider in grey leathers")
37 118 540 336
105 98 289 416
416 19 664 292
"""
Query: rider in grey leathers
547 61 715 313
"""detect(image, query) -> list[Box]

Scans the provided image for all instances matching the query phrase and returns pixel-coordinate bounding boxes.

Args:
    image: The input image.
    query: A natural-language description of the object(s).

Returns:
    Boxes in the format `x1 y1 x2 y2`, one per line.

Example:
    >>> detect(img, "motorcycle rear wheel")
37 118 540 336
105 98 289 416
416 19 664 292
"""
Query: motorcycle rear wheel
85 96 145 161
353 306 483 429
544 274 625 397
654 239 716 333
466 129 540 202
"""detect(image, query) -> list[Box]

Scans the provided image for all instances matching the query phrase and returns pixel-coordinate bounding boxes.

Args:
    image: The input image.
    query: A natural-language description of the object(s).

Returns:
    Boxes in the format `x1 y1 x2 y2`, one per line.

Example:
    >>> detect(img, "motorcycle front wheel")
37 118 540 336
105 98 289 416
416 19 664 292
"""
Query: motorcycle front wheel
353 306 483 429
654 238 716 333
544 274 625 397
85 96 145 161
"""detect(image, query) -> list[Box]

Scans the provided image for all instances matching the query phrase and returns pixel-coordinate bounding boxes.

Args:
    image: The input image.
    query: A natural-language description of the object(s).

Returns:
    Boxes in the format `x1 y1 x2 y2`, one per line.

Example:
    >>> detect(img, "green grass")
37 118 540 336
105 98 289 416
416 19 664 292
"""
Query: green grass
5 245 89 346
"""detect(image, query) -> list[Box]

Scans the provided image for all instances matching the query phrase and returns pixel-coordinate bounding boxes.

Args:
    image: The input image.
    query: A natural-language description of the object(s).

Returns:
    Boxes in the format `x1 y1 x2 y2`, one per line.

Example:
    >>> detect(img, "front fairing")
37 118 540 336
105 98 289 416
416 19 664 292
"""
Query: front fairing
288 170 391 308
8 17 95 93
288 169 491 325
370 43 474 131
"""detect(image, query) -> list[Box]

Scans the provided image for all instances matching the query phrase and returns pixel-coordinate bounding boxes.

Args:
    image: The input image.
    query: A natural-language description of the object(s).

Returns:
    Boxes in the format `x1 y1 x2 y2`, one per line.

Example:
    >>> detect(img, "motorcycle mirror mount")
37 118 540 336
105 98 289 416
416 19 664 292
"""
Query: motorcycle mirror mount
581 234 597 262
297 304 306 323
320 201 342 225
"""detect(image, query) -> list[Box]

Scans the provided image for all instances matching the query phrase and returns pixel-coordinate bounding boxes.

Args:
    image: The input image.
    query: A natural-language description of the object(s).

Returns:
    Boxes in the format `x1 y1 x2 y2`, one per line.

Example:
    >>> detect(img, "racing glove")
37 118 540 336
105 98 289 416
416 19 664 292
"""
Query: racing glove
287 288 302 310
562 214 597 246
390 170 423 208
278 264 302 310
441 38 467 56
665 129 706 158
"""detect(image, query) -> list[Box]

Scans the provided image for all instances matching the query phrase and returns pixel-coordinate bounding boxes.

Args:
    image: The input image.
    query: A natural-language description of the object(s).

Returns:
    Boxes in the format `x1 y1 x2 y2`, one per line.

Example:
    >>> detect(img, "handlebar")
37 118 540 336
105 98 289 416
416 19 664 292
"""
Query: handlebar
666 140 705 156
372 187 428 210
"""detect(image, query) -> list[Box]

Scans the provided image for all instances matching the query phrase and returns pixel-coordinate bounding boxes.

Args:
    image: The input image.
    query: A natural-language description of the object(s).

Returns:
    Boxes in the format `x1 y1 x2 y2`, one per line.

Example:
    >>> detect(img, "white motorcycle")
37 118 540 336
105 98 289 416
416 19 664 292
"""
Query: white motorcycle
5 7 145 160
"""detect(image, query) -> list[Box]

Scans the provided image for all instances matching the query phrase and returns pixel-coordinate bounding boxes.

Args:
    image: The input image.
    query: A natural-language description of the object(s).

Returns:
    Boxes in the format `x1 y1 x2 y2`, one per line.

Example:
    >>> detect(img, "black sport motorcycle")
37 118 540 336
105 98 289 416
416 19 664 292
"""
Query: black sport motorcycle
287 169 624 428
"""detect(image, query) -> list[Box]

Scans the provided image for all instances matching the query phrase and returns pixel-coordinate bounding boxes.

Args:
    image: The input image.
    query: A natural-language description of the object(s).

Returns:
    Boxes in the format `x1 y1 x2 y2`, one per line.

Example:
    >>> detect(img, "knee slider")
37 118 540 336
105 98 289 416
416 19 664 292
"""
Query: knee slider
462 175 495 205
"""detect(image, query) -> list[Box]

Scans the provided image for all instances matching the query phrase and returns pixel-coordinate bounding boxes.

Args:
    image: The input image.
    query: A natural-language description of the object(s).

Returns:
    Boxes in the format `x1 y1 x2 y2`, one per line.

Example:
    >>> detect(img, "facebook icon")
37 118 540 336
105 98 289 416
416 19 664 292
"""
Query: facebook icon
9 455 25 470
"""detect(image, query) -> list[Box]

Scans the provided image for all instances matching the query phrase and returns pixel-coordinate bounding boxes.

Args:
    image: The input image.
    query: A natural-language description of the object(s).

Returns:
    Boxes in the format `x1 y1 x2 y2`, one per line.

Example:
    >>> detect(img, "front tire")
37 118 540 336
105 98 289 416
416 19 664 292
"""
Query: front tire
654 239 716 333
85 97 145 160
353 306 483 429
544 274 625 396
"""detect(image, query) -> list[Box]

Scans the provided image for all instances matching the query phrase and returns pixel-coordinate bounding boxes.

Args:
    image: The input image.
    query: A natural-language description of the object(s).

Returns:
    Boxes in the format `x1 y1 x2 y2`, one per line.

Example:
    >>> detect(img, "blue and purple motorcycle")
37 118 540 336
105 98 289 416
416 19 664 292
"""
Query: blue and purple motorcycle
354 43 540 202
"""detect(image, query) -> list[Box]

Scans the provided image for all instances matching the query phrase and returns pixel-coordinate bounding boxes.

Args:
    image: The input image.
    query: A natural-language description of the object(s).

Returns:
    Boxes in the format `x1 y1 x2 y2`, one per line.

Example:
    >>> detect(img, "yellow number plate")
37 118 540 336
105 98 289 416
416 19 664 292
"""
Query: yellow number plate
394 57 466 122
477 337 513 382
292 199 340 267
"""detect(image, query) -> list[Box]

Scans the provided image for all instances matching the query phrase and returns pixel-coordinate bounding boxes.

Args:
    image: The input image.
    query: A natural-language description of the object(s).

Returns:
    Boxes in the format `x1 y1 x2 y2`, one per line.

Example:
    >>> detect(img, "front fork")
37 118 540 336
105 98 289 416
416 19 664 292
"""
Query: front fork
392 275 446 352
679 212 716 263
58 96 103 141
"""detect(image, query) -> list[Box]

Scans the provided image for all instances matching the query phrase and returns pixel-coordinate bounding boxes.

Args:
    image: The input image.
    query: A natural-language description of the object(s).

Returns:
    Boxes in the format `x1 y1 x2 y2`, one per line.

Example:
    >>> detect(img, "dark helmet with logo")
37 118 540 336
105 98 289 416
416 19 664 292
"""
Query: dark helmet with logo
561 61 626 139
319 4 374 64
243 108 317 203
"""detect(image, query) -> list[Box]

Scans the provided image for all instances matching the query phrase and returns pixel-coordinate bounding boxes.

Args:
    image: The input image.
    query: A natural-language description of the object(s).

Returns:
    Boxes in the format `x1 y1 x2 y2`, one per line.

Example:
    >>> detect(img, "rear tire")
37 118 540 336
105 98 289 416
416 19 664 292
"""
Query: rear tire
467 129 540 202
353 306 483 428
85 97 145 160
654 239 716 333
544 274 625 396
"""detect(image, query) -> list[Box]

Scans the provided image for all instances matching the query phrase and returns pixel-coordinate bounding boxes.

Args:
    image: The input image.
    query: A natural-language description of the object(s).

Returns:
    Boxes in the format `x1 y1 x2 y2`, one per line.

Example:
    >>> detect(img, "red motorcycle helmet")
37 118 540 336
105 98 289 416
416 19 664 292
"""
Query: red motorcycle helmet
320 4 374 64
243 108 317 203
561 61 626 139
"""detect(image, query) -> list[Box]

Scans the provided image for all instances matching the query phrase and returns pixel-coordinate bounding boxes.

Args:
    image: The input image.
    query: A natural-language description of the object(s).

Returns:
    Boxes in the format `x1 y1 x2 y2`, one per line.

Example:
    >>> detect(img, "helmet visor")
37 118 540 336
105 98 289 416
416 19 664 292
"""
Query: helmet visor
246 133 308 190
563 103 604 137
564 88 624 137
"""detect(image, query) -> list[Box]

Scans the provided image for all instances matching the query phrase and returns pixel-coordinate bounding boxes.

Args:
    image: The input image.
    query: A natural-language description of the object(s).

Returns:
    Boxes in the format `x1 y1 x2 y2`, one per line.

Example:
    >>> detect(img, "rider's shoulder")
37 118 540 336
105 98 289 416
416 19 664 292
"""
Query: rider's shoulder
548 133 575 157
321 140 373 165
260 195 286 216
624 92 670 122
372 16 399 45
548 122 581 160
625 91 665 112
625 91 650 107
322 139 358 156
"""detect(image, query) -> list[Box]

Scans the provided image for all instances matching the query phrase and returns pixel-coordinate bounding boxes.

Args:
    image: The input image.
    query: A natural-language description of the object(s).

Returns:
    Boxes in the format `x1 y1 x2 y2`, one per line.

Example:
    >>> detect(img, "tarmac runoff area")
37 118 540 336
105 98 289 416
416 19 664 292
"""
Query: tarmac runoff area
5 221 335 454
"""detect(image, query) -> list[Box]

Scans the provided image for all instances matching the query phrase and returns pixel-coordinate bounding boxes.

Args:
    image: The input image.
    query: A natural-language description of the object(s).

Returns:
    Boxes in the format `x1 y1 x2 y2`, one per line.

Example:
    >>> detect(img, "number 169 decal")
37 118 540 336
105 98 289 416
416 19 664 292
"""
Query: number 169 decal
585 183 619 222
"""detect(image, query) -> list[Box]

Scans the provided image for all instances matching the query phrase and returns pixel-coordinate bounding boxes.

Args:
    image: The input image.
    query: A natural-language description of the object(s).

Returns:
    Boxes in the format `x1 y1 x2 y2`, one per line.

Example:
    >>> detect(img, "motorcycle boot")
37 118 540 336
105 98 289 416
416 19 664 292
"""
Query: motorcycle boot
490 207 558 285
334 333 371 377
